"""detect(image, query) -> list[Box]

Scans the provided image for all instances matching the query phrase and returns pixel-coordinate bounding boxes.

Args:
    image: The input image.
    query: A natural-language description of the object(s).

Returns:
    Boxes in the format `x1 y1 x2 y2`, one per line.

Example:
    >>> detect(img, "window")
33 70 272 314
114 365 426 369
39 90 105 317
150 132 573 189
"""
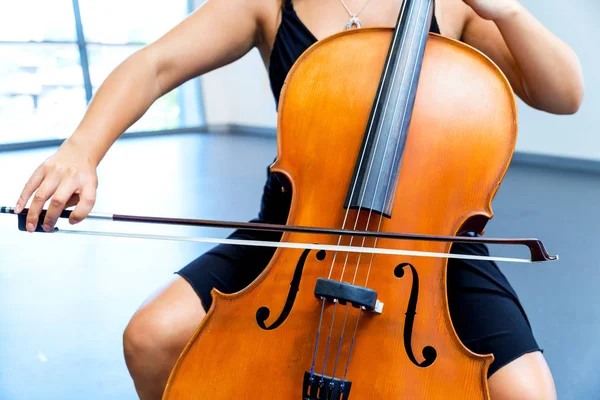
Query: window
0 43 86 144
0 0 204 146
0 0 76 42
79 0 187 44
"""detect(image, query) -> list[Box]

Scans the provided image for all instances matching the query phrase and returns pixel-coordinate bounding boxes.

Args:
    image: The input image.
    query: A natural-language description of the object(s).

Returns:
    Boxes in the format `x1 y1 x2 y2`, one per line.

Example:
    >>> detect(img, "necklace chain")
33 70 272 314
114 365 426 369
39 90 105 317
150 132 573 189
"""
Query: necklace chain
338 0 372 17
337 0 374 29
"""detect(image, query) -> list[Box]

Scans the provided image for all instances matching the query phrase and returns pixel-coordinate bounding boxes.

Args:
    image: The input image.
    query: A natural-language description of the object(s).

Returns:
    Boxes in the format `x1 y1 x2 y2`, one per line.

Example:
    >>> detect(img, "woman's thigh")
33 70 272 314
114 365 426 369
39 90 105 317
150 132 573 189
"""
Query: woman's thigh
177 236 279 311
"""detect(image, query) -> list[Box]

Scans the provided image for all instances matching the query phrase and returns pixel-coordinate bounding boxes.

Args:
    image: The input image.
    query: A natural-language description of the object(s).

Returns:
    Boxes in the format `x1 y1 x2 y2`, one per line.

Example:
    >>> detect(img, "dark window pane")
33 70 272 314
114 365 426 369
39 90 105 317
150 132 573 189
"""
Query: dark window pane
0 0 76 41
0 44 86 144
79 0 188 44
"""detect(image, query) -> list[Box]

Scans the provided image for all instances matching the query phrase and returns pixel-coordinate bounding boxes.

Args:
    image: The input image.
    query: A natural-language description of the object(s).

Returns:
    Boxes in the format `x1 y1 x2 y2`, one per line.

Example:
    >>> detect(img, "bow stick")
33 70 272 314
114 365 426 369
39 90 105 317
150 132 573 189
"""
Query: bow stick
0 206 558 263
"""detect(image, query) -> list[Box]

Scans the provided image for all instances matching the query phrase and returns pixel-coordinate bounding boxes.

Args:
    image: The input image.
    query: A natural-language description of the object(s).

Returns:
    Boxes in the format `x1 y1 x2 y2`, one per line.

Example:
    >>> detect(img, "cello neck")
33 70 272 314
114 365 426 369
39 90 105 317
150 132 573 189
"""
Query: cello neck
345 0 434 218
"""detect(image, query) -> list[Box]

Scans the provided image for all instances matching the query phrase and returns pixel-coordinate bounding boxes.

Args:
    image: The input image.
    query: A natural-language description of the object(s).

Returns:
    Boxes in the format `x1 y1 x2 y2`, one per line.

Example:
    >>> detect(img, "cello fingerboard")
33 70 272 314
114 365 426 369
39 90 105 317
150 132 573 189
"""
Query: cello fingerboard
344 0 434 217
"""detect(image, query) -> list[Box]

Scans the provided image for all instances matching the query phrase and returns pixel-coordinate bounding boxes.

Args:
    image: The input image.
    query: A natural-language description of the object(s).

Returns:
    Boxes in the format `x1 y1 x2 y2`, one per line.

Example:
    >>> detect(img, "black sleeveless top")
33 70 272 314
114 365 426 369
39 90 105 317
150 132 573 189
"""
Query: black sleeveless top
269 0 441 106
259 0 441 223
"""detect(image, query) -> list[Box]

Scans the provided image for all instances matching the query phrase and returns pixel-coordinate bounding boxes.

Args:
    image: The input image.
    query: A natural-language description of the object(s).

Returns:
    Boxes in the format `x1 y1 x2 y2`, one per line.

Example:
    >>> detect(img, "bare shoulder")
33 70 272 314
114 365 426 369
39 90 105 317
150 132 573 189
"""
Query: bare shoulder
141 0 281 95
436 0 474 40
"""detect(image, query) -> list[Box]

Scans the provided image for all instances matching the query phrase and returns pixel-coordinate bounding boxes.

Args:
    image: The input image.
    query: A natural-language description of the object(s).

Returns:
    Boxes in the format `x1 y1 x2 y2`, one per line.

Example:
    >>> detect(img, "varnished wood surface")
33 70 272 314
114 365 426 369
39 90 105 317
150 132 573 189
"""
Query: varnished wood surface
0 130 598 399
164 29 517 399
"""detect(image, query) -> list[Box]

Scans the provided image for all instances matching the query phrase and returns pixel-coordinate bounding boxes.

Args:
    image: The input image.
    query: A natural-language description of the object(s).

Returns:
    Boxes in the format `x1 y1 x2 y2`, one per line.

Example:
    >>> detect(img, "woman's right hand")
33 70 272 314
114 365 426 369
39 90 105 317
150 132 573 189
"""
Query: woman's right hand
14 138 98 232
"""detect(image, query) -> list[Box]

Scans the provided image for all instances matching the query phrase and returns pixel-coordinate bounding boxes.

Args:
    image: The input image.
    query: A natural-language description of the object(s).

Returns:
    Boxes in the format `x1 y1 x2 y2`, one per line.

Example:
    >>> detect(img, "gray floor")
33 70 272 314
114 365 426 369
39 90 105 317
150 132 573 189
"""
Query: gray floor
0 132 598 399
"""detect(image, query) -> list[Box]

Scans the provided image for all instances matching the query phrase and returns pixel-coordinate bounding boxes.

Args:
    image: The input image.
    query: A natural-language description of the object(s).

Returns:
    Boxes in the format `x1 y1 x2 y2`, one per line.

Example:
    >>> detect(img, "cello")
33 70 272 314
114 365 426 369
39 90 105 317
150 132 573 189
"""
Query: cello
158 0 535 398
0 0 557 398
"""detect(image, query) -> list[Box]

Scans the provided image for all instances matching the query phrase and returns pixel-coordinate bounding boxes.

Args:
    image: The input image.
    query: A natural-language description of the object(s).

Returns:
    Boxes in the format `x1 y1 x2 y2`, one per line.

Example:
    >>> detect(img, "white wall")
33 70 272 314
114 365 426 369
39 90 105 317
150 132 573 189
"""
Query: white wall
201 49 277 127
192 0 277 127
198 1 599 161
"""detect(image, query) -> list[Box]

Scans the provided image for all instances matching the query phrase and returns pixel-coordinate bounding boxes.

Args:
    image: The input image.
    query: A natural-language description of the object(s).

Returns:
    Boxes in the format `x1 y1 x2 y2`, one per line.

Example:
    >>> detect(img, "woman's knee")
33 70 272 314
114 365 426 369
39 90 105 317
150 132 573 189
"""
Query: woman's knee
489 351 556 400
123 308 173 365
123 275 207 368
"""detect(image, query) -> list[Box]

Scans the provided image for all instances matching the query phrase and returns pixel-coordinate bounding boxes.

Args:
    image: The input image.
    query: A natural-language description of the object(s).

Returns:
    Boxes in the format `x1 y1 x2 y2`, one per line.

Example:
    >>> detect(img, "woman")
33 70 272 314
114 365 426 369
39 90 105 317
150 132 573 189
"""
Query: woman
14 0 583 398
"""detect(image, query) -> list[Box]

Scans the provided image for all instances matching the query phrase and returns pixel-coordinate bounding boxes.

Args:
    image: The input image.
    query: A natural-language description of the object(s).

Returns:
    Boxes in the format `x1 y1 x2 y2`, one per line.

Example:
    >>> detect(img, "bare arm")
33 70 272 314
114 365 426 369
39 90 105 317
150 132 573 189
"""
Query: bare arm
459 0 584 114
16 0 265 230
73 0 264 165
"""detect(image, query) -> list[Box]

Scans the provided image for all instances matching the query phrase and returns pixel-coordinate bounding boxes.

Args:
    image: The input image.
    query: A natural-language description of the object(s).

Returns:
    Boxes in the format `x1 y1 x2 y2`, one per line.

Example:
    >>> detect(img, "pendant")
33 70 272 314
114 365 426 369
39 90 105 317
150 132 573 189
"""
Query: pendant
344 15 362 30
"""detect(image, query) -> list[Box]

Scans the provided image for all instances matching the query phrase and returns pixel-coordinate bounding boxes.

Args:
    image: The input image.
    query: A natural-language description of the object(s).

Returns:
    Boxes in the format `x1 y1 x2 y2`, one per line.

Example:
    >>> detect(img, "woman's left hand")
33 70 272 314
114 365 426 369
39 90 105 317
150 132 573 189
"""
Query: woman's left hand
461 0 520 21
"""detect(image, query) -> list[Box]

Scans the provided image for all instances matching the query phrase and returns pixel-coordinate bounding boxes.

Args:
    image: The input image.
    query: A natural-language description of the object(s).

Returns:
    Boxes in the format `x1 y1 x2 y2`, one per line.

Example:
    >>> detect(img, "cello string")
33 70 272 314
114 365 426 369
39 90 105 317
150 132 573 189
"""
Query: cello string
309 4 411 379
337 0 414 284
316 0 416 382
308 300 327 379
325 31 401 280
364 0 433 289
313 82 390 383
315 62 397 381
330 306 351 380
342 307 362 383
338 0 434 382
328 0 419 382
348 7 422 288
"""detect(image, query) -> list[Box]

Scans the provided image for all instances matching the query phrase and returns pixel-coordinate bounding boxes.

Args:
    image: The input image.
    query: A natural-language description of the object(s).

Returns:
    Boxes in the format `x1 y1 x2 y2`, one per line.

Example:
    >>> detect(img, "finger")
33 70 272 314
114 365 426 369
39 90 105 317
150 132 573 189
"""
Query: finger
15 166 46 214
43 179 78 231
26 175 60 232
65 194 80 209
69 184 96 225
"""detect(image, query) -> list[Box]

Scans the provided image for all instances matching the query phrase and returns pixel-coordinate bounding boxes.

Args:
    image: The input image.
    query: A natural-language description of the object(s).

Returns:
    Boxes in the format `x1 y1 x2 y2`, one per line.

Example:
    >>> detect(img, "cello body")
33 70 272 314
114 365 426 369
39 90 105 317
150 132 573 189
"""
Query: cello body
163 27 517 399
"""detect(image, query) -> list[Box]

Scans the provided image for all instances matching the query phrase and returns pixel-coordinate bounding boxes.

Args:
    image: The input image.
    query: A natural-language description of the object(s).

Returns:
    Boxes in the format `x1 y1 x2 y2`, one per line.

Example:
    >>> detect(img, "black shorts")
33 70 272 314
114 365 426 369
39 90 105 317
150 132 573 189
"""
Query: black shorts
177 222 541 377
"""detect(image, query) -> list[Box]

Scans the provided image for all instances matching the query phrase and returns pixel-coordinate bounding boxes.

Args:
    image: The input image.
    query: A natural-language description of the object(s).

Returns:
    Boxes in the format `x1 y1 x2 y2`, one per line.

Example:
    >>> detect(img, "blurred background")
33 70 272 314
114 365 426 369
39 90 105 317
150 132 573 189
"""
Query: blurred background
0 0 598 399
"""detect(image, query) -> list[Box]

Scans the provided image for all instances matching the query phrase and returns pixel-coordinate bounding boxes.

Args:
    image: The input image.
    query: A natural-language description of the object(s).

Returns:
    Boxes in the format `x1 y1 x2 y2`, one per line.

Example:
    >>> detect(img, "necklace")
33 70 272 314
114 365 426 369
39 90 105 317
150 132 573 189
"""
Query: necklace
337 0 374 30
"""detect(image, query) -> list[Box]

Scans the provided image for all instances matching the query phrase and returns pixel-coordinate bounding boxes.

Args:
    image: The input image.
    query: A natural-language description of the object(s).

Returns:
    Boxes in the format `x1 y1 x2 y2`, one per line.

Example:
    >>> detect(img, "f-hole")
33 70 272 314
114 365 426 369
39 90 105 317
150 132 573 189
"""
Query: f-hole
256 249 326 330
394 262 437 367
